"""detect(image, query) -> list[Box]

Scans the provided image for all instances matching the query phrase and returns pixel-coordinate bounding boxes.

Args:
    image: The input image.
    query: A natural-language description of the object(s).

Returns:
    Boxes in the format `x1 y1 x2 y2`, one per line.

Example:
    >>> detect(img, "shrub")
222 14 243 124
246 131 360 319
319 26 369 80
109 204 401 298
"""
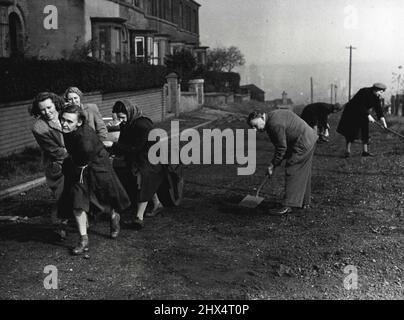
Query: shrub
192 70 240 93
0 58 168 103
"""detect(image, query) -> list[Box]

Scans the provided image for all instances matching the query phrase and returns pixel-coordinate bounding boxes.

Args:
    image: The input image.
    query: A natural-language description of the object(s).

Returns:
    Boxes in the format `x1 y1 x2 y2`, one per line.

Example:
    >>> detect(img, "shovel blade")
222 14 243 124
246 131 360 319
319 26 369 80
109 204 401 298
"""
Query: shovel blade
238 195 265 208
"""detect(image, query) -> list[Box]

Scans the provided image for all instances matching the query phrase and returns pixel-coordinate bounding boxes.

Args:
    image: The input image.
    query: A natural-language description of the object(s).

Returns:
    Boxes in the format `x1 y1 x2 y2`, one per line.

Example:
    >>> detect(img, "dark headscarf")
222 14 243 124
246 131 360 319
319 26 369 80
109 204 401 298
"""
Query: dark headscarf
112 99 143 126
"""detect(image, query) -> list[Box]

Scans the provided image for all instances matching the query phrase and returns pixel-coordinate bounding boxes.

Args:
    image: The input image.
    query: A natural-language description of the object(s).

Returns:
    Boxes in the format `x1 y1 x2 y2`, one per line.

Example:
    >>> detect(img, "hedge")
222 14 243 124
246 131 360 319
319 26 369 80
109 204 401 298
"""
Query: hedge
0 58 168 103
193 70 240 93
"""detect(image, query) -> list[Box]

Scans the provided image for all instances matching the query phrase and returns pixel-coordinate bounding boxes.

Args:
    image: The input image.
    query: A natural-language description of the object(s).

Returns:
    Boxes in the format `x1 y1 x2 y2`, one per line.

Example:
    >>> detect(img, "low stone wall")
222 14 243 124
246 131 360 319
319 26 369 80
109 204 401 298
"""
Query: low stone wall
204 92 235 107
234 94 251 103
180 92 201 113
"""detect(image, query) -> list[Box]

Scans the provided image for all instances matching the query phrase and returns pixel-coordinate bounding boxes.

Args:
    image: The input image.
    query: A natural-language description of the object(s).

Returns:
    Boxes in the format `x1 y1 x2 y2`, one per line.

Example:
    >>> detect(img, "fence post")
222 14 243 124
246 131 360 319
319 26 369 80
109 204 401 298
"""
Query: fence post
166 72 180 117
188 79 205 107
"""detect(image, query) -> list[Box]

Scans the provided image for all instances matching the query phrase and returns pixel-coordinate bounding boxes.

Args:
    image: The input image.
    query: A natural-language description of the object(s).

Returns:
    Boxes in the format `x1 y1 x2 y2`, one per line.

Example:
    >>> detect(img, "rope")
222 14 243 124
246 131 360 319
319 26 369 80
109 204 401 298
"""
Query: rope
78 165 88 184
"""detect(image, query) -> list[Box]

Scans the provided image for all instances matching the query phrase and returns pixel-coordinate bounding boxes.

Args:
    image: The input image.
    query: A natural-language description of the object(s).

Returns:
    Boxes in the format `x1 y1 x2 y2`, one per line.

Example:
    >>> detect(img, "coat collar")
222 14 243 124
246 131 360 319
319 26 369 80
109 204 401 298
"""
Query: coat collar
46 118 63 133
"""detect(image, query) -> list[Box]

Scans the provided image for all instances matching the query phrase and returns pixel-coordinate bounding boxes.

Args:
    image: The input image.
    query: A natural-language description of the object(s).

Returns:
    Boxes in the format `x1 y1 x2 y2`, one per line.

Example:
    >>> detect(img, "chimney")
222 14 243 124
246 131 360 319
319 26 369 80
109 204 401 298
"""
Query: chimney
282 91 288 105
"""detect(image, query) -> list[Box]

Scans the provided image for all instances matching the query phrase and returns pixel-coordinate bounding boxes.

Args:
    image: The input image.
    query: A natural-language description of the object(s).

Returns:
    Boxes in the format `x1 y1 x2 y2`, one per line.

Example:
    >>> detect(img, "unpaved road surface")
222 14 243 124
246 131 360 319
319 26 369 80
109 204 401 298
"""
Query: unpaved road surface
0 107 403 300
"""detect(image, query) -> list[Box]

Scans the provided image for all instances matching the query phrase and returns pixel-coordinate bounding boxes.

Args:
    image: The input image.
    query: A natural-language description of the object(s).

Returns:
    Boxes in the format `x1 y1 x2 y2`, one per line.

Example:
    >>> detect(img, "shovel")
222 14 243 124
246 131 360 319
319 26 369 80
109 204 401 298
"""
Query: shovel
239 176 270 208
373 121 404 139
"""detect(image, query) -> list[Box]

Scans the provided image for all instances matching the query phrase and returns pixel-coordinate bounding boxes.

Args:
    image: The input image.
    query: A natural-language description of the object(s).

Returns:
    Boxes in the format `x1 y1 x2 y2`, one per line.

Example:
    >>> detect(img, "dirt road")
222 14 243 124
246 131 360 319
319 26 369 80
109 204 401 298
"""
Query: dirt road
0 108 403 300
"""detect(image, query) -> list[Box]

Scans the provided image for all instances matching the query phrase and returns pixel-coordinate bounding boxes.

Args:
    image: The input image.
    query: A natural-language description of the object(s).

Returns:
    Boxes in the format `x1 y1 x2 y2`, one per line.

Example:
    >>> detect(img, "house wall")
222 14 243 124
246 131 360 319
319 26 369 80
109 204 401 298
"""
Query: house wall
84 0 120 43
1 0 201 60
25 0 86 59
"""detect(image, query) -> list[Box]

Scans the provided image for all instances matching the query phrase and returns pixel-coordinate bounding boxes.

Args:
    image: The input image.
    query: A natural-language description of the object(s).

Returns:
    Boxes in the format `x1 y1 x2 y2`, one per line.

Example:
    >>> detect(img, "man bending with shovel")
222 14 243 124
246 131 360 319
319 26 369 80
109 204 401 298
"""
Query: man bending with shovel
247 109 318 215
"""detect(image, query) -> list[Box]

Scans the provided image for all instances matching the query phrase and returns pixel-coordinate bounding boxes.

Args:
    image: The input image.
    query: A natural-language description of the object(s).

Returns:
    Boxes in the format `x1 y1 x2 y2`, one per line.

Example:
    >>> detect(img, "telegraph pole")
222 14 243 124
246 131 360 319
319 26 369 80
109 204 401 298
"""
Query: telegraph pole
310 77 314 103
334 84 338 104
346 45 357 100
330 84 334 104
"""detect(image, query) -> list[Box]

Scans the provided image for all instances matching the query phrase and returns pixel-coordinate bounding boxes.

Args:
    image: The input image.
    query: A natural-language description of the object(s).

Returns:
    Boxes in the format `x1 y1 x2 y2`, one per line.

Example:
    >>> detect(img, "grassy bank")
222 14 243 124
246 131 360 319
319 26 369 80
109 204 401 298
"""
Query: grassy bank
0 147 43 190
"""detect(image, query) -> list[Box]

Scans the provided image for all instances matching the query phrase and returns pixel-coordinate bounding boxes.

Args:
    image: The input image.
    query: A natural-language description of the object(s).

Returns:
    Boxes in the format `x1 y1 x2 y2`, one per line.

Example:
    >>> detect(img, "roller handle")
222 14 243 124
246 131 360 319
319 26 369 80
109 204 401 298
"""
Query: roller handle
256 176 270 197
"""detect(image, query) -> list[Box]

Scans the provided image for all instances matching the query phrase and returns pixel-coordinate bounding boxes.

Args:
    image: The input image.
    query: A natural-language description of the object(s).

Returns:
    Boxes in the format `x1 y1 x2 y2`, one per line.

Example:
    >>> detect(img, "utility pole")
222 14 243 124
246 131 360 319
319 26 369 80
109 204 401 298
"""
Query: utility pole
334 84 338 104
346 45 357 100
310 77 314 104
397 66 402 95
330 84 334 104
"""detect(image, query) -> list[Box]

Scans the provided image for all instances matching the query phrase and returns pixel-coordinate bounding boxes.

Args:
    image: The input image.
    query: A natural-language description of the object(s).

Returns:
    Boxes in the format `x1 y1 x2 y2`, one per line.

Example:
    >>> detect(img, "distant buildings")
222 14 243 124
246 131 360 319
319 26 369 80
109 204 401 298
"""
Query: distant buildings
240 84 265 102
0 0 208 65
266 91 294 108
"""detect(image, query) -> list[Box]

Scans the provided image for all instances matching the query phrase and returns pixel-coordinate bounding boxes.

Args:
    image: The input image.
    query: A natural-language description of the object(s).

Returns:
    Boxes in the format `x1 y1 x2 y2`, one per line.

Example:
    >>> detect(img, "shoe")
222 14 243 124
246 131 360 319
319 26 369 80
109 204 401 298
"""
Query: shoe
145 204 164 217
344 151 351 158
274 207 293 215
110 212 120 239
361 151 375 157
56 221 68 241
132 218 144 230
72 236 89 255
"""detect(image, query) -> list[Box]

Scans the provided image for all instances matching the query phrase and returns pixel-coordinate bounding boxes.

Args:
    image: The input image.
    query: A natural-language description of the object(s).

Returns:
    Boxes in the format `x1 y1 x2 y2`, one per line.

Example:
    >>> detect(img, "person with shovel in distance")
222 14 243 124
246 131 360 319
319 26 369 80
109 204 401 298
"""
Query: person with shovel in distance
247 109 318 215
336 83 388 158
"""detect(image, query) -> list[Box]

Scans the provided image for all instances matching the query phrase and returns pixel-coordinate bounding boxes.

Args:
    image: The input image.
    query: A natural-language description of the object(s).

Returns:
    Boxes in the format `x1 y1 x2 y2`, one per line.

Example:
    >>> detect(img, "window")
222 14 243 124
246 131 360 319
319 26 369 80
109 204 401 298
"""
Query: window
112 27 122 63
135 36 145 58
168 0 173 22
192 9 197 33
97 27 110 62
93 23 125 63
148 0 157 16
158 0 163 19
185 6 191 31
149 40 159 65
179 2 183 28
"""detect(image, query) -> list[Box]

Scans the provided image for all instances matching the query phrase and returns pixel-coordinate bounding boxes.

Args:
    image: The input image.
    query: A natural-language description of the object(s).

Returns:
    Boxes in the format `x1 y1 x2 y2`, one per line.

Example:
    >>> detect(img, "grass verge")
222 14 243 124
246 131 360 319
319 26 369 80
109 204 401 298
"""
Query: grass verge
0 147 43 190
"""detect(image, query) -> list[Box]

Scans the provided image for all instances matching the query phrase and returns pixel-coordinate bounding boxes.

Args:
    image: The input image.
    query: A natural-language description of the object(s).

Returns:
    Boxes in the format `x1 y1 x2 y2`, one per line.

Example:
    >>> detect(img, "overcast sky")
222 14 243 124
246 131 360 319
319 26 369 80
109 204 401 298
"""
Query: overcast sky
198 0 404 66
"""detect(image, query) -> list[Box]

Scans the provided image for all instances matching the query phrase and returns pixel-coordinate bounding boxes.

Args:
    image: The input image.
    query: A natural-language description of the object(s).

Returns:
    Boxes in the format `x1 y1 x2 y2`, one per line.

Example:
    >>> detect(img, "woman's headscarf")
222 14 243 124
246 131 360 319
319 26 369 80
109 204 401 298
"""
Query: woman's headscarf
112 99 143 125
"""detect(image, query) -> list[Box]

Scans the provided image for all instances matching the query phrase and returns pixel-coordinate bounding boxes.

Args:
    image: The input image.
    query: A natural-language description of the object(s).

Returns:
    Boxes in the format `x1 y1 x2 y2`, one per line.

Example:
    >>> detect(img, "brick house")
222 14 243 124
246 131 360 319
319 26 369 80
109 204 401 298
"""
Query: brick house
0 0 208 65
240 84 265 102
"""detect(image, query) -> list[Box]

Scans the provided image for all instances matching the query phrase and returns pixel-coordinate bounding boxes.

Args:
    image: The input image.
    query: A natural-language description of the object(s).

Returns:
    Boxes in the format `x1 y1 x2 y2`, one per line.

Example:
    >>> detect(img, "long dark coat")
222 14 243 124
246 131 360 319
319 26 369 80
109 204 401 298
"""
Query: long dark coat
336 87 384 143
112 107 164 203
63 124 131 213
300 103 335 130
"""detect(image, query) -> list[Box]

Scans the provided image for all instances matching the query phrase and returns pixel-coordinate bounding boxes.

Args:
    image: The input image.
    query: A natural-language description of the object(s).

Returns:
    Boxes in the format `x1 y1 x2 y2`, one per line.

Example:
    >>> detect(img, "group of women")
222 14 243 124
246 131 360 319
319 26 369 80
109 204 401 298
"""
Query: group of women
30 87 165 255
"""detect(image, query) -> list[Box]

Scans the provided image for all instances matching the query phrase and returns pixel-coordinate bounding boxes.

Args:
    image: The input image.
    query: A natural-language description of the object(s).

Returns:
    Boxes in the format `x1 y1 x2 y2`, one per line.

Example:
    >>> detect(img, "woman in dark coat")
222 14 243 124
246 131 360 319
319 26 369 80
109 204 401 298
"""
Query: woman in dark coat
110 100 165 229
60 105 131 255
336 83 388 157
300 102 341 142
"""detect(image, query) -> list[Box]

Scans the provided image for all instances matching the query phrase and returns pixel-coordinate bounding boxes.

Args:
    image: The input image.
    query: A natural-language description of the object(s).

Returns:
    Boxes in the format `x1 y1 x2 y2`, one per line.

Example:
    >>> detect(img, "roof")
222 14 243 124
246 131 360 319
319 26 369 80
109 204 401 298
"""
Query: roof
189 0 201 7
240 84 265 93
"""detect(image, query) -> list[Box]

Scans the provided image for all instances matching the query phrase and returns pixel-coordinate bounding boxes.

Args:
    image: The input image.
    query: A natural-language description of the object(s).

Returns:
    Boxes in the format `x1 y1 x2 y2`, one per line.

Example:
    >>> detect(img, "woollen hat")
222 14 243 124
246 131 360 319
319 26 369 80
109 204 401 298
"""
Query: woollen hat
372 83 387 91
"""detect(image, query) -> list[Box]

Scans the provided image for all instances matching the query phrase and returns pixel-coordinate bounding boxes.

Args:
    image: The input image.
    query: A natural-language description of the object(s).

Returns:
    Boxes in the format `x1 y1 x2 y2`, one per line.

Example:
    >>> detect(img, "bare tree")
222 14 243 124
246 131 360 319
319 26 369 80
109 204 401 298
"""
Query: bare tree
207 46 245 72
